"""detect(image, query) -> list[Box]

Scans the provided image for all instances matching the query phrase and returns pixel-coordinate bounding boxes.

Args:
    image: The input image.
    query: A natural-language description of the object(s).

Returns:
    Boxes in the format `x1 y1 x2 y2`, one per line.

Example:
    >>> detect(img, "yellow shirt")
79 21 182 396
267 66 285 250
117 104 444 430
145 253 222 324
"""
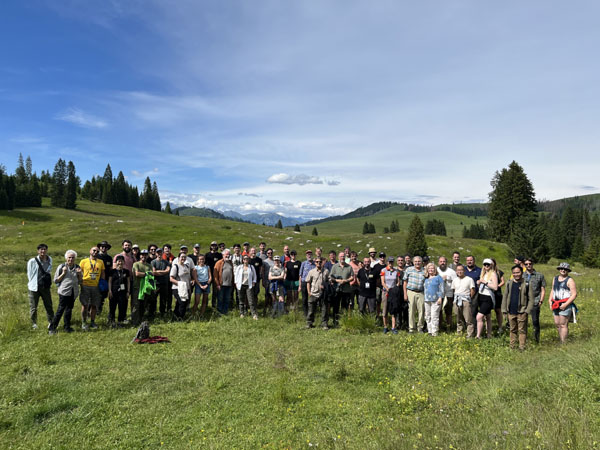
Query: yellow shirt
80 257 105 287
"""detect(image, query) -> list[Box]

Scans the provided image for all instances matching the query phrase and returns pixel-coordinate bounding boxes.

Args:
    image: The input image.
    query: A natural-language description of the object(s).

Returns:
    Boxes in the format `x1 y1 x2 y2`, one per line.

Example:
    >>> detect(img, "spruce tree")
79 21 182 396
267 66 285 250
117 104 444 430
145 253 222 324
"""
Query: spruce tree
312 227 318 236
164 202 172 214
65 161 78 209
362 222 369 234
275 219 283 229
294 224 301 232
488 161 536 242
508 213 549 263
152 181 161 211
50 159 67 207
406 215 427 256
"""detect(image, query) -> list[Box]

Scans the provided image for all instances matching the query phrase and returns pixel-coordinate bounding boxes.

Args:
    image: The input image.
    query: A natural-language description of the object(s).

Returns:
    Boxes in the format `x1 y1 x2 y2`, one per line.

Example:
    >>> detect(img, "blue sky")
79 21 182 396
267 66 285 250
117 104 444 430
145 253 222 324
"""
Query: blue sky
2 0 600 219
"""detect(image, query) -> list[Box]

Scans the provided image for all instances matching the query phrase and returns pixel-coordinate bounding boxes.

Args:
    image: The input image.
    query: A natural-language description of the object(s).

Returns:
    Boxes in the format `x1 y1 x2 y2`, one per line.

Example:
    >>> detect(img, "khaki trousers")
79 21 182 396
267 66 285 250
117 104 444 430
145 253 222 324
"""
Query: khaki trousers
407 290 425 333
455 301 474 338
508 313 528 350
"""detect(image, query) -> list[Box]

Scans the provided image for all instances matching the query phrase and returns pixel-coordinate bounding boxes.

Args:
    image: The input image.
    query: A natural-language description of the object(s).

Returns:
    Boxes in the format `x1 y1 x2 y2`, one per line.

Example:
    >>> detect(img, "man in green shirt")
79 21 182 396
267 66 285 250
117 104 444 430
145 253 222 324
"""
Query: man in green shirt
328 251 355 327
132 249 153 325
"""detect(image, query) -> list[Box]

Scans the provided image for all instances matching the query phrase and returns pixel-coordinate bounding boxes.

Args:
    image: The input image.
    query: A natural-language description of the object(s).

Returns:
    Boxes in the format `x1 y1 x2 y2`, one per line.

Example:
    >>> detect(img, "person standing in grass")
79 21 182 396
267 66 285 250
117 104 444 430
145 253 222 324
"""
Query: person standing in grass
394 256 408 330
380 257 399 334
298 250 316 316
214 249 234 315
306 257 330 329
205 241 222 309
491 258 506 335
97 241 113 315
262 249 275 315
249 247 263 310
424 263 445 337
151 248 172 317
501 265 534 350
79 246 105 330
403 256 426 333
132 249 154 325
371 252 386 320
475 258 498 339
329 252 355 326
269 257 286 317
451 265 476 337
171 251 195 319
549 263 578 344
108 255 130 326
523 258 546 343
235 255 258 319
284 250 301 312
437 256 457 331
192 254 211 317
49 249 82 334
27 243 54 330
349 251 361 312
357 256 377 315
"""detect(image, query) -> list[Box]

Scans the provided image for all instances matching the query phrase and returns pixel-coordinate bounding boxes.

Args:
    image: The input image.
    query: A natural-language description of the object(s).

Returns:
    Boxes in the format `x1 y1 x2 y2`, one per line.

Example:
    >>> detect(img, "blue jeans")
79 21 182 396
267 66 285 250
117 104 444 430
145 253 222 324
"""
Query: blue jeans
218 285 233 314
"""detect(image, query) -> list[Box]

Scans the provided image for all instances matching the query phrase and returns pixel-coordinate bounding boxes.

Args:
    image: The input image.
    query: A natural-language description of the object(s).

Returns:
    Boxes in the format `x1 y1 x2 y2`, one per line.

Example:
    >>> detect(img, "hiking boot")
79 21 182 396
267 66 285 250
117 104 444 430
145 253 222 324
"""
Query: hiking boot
90 322 99 329
383 327 389 334
392 328 398 335
64 327 74 333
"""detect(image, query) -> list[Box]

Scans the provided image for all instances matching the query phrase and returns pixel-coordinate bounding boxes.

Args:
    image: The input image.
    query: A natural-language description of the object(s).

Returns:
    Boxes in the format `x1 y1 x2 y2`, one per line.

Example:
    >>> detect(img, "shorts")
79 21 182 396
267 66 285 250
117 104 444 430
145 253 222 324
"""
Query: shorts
553 305 573 317
194 283 211 295
270 282 286 298
80 285 101 308
477 294 494 316
284 280 299 290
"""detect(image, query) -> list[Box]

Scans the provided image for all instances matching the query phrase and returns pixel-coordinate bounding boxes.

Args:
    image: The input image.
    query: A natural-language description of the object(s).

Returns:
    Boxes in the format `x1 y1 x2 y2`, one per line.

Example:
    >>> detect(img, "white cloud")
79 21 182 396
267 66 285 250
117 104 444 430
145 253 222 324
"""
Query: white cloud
55 107 108 129
266 173 341 186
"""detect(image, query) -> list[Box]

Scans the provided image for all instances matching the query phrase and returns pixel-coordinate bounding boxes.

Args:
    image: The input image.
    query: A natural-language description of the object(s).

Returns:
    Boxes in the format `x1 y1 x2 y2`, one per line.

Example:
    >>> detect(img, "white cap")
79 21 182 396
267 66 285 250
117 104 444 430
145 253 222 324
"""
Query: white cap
483 258 493 265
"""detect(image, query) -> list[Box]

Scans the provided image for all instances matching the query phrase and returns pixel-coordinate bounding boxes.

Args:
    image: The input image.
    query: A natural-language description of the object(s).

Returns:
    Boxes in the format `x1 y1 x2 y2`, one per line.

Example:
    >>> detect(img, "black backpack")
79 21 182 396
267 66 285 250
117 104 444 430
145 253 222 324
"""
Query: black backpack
132 321 150 342
36 257 52 289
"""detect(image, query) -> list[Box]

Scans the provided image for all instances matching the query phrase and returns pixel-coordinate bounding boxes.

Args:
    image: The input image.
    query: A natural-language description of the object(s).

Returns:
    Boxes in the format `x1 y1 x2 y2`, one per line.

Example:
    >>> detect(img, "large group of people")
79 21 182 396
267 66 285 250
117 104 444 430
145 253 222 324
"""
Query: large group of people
26 239 578 347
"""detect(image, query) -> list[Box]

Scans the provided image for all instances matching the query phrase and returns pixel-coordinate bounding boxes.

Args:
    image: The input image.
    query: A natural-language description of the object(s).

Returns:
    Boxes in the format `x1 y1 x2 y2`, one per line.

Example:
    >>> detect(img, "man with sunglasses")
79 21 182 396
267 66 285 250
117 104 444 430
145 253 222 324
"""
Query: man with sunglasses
524 258 546 343
79 246 105 330
205 241 222 308
97 241 113 314
262 249 275 314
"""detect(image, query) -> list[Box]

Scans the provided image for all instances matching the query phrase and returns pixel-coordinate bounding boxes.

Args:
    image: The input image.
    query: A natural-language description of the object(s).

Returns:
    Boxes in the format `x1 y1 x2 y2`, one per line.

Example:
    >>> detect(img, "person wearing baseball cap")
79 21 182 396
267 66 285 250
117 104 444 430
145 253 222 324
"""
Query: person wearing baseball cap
299 249 316 316
96 241 113 313
191 244 201 265
205 241 223 309
549 262 578 343
131 244 141 263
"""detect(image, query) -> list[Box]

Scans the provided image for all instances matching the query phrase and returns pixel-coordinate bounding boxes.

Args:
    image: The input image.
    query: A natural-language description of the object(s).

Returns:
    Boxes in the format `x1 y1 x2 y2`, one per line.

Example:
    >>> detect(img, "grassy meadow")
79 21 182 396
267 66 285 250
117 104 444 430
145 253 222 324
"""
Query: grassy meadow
1 200 599 449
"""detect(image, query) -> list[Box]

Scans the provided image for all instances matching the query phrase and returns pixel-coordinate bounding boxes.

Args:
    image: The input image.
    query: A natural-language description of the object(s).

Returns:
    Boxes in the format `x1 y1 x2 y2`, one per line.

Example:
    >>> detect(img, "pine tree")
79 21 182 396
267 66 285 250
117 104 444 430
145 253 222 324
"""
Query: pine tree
508 213 549 263
50 159 67 207
65 161 78 209
152 181 161 211
175 208 180 216
164 201 172 214
368 223 376 234
362 222 369 234
15 153 27 185
294 224 301 232
406 215 427 256
312 227 318 236
488 161 536 242
141 177 153 209
275 219 283 229
383 227 390 234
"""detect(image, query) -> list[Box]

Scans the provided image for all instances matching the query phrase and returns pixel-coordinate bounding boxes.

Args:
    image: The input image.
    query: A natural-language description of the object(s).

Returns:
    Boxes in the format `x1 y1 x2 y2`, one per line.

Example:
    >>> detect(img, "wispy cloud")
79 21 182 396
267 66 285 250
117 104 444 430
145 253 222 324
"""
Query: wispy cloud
55 107 108 129
266 173 340 186
238 192 262 198
131 168 159 178
578 185 598 191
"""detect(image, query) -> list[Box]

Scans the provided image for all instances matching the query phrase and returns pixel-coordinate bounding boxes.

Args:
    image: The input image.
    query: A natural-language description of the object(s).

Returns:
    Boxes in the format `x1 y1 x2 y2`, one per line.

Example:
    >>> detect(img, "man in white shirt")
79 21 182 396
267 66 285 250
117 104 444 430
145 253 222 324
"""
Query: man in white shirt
437 256 457 331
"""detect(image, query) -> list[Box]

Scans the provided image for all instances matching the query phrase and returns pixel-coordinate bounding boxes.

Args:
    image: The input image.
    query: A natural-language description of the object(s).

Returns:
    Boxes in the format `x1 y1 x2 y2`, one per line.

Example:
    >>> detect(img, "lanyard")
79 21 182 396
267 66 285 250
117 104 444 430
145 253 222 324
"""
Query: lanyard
89 257 97 272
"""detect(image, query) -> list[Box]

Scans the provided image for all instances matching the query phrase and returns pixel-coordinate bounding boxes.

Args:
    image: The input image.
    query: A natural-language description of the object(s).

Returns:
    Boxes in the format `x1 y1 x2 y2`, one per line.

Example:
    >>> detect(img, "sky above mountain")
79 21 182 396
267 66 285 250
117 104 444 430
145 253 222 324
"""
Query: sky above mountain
2 1 600 219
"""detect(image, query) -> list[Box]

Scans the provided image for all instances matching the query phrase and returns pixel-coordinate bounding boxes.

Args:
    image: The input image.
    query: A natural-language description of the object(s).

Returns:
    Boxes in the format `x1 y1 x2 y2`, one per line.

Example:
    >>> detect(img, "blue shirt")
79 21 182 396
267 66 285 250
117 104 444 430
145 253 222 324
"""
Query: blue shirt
424 275 445 302
464 266 481 285
299 260 316 282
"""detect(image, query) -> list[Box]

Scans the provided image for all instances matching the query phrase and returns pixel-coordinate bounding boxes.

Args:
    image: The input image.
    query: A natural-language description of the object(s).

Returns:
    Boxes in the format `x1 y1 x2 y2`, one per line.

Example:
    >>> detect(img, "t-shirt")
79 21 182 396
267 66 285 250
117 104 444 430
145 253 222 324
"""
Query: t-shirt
151 258 171 285
437 267 457 297
195 265 210 283
80 257 105 287
132 261 152 290
306 268 329 298
330 264 354 293
380 267 398 290
358 267 377 297
262 259 275 285
451 276 475 297
221 261 234 287
269 266 284 280
250 257 263 280
204 251 222 271
170 262 192 289
109 268 130 293
371 262 385 287
285 260 301 281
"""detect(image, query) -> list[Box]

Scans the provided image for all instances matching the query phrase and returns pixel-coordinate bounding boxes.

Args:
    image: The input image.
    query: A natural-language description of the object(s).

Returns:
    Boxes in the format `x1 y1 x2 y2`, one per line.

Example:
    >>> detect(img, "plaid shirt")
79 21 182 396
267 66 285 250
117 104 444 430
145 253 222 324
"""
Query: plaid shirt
403 266 426 292
525 270 546 305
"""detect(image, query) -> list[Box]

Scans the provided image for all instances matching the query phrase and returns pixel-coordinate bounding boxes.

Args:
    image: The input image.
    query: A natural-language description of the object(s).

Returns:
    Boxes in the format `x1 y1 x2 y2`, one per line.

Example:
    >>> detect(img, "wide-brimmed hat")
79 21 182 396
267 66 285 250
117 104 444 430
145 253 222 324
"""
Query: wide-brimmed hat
368 247 376 253
557 262 571 272
97 241 112 250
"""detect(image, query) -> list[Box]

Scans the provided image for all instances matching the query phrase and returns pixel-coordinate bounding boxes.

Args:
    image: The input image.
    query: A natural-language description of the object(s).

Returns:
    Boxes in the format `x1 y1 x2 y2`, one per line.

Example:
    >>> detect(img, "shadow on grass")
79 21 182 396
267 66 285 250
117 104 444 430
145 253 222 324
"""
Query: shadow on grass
0 209 52 222
73 206 117 217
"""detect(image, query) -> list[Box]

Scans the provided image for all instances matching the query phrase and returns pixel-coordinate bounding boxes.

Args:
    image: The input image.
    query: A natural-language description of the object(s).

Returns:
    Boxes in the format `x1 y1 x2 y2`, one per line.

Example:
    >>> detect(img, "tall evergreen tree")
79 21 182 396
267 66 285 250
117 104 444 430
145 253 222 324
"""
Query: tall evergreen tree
508 213 549 263
152 181 161 211
50 159 67 207
164 201 172 214
488 161 536 242
65 161 78 209
275 219 283 229
312 227 318 236
294 224 301 232
406 215 427 256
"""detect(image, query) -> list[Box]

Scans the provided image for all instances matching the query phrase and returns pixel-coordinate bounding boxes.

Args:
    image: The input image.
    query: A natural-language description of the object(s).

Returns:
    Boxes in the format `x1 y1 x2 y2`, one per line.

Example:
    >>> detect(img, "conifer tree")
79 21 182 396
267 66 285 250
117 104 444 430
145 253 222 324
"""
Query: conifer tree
312 227 318 236
65 161 78 209
406 215 427 256
294 224 301 232
50 159 67 207
164 202 172 214
275 219 283 229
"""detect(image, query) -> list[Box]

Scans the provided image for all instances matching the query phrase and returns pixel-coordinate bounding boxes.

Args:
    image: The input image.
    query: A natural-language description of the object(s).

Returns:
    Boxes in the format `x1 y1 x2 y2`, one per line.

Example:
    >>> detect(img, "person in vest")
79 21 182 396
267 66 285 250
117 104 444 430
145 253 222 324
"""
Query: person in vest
549 263 578 343
26 243 54 330
501 265 534 350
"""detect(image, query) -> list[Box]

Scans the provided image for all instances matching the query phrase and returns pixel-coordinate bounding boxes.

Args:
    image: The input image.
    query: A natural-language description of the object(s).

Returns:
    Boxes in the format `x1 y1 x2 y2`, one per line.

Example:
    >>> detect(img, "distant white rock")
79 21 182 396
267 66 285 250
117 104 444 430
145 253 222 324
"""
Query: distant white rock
386 237 391 240
116 220 123 223
285 237 293 241
356 240 362 243
337 244 341 247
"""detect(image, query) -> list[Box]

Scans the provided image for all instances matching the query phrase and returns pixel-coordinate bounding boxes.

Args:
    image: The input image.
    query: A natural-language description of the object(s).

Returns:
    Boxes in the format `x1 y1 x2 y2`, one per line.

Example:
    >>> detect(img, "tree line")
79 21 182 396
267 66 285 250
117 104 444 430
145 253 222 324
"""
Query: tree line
0 155 161 212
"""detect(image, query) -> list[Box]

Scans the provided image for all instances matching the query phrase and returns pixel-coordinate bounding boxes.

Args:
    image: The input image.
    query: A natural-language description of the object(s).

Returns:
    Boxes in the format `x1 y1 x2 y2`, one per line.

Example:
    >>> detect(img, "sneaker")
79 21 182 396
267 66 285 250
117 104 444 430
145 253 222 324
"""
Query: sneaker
82 322 89 331
321 325 329 330
240 314 245 318
48 328 57 336
383 327 389 334
64 327 74 333
252 315 258 321
392 328 398 334
32 323 38 330
90 322 99 329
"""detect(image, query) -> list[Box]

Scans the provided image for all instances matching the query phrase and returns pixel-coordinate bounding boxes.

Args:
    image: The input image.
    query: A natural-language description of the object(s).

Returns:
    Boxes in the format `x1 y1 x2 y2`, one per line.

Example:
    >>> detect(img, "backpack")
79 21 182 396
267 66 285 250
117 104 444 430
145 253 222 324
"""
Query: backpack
36 257 52 289
132 321 150 343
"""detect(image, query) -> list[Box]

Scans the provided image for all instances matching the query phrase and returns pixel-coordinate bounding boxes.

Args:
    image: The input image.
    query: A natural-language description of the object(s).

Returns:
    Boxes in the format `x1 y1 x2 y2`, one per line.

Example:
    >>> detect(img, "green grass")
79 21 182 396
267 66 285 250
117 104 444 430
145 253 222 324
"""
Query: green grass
1 200 599 449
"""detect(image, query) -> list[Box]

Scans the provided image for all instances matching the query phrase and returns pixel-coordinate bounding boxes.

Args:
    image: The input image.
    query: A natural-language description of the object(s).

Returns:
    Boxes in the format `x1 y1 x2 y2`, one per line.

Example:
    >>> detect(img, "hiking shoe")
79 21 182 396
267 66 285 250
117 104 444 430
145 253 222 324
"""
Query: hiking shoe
383 327 389 334
48 328 57 335
240 314 245 318
32 323 38 330
90 322 98 329
64 327 74 333
82 322 89 331
252 315 258 321
321 325 329 330
391 328 398 334
305 324 314 329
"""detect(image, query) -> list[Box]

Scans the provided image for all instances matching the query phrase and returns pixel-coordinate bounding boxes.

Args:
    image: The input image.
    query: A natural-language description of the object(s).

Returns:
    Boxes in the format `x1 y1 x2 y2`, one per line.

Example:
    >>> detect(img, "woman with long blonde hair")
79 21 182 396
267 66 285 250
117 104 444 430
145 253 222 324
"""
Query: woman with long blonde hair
476 258 498 338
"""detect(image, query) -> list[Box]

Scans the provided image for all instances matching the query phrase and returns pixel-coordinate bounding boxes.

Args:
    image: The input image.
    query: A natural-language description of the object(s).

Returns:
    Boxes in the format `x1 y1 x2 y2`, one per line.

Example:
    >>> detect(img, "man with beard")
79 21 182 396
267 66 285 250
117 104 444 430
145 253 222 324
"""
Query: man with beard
205 241 222 308
249 247 264 308
97 241 113 315
437 256 457 331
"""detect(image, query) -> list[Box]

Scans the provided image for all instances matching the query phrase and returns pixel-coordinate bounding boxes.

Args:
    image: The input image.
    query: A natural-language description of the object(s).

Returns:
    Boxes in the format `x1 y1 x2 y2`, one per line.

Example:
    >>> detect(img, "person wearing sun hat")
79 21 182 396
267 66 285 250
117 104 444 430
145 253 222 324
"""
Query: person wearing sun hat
549 262 578 343
97 241 113 314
